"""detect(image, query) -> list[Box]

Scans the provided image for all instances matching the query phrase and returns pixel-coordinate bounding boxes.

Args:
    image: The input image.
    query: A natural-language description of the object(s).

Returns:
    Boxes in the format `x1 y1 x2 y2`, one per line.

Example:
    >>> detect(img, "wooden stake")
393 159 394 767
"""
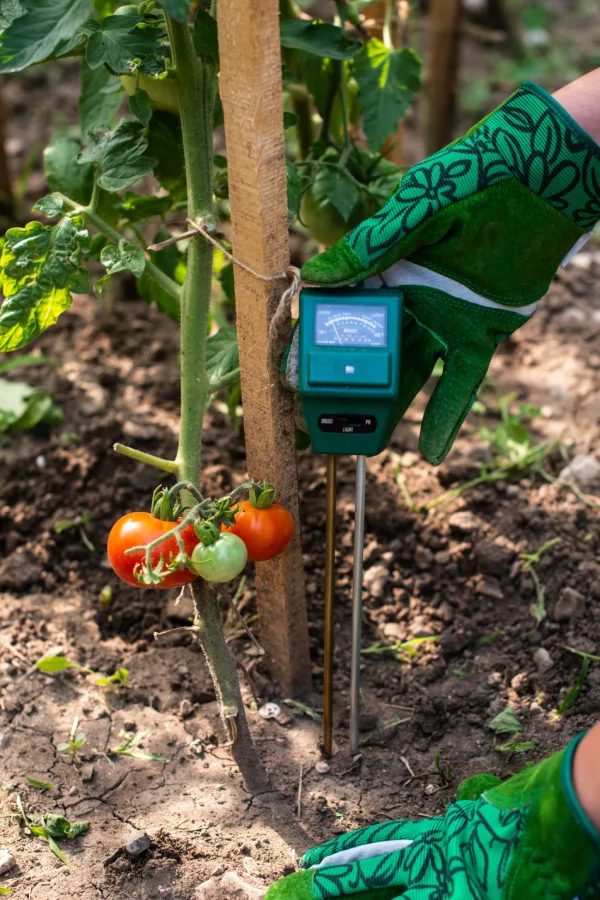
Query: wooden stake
427 0 462 154
217 0 312 696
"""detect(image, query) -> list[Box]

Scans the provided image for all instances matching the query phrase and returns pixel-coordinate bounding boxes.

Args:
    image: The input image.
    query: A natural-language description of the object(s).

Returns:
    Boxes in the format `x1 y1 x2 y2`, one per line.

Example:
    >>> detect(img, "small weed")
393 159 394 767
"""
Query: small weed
477 630 502 646
98 585 113 611
53 515 95 552
552 660 591 720
0 356 62 437
558 644 600 662
520 537 561 623
26 778 53 791
36 654 93 675
434 752 452 786
362 636 440 664
95 668 129 687
488 707 522 736
494 736 535 754
110 730 170 763
14 794 88 866
57 717 86 765
283 698 322 723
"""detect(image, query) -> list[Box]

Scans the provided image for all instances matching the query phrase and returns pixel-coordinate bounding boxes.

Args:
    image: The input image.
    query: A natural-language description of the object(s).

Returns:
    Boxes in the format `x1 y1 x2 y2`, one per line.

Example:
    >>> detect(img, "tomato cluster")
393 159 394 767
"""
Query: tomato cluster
107 488 295 589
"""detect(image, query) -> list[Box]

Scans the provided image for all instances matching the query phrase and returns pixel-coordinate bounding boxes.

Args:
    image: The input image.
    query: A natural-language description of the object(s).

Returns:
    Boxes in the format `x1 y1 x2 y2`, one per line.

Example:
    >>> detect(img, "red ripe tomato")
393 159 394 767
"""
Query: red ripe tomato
107 512 198 589
221 501 295 562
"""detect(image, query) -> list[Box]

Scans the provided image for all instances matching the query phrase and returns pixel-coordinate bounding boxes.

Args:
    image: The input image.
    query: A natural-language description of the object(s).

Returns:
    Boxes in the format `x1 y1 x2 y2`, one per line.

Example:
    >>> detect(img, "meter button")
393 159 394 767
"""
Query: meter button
307 351 391 387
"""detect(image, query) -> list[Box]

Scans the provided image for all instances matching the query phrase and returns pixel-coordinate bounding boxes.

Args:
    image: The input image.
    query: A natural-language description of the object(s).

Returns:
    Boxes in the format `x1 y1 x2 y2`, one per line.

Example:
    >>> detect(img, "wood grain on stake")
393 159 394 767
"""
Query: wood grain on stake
216 0 312 695
427 0 462 153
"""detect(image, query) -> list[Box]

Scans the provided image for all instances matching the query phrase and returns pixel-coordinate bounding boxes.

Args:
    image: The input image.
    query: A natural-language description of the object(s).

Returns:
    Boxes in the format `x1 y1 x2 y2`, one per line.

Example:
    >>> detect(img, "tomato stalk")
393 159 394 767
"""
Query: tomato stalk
163 13 272 794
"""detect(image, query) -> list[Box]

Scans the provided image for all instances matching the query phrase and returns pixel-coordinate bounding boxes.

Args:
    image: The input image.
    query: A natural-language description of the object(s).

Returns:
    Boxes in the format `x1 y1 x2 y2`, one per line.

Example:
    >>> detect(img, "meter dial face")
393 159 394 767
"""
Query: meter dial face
314 303 388 348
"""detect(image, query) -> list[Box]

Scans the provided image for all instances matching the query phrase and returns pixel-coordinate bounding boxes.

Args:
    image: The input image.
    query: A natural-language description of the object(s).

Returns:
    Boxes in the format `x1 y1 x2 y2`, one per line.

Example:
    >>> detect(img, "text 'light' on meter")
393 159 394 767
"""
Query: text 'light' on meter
298 288 403 457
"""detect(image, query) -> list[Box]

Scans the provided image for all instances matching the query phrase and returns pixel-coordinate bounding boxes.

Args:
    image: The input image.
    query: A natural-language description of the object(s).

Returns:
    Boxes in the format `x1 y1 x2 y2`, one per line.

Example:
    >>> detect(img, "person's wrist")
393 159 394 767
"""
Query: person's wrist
552 68 600 143
572 723 600 836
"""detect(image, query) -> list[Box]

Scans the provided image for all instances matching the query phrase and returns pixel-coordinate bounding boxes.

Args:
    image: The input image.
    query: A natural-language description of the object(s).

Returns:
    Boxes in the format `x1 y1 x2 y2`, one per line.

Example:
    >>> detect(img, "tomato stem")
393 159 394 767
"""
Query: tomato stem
113 443 178 474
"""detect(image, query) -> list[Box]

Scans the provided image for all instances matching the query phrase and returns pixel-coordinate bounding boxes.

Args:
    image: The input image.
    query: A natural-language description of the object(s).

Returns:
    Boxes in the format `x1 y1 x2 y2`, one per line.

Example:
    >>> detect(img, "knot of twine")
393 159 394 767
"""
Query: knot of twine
148 218 303 374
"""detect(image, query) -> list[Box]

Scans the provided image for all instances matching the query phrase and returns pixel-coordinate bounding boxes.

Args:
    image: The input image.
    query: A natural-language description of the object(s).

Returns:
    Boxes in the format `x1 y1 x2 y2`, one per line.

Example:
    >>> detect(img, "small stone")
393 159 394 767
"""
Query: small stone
195 872 265 900
511 673 529 692
415 547 433 571
0 850 16 876
0 734 8 749
180 699 193 719
434 551 451 567
363 564 389 600
448 511 482 536
81 764 95 783
533 648 554 673
424 784 436 795
436 601 454 624
125 830 151 857
258 702 281 719
487 672 503 686
559 454 600 486
475 579 504 602
315 761 330 775
382 622 407 641
553 587 586 623
474 539 514 577
410 615 435 639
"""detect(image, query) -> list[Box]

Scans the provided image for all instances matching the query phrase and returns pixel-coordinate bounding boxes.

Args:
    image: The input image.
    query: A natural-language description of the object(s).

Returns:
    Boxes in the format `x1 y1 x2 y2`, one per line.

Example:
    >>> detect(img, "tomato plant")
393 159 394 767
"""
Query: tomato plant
222 486 294 562
107 512 198 588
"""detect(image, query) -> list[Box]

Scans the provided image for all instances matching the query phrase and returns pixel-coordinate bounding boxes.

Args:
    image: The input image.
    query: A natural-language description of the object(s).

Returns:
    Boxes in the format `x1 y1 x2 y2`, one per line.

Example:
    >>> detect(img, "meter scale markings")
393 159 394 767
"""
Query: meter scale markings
314 303 387 348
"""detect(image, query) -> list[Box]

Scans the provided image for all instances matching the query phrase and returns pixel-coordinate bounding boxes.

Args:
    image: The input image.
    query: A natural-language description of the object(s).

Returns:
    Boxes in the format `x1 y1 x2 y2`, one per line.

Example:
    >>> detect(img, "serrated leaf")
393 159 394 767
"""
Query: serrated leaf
99 240 145 284
129 87 153 126
32 194 65 218
137 227 182 322
26 777 54 790
353 41 421 151
0 218 90 352
321 167 359 221
192 10 218 62
0 0 92 73
280 19 362 60
85 14 165 75
79 60 122 137
147 111 185 201
117 191 172 223
155 0 191 22
35 655 90 674
44 136 94 205
488 707 522 735
206 326 239 383
79 120 156 192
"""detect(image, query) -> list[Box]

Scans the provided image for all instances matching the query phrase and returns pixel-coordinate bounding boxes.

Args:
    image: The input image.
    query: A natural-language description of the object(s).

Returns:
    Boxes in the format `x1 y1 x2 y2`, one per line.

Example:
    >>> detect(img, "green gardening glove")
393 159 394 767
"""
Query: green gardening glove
265 735 600 900
297 82 600 464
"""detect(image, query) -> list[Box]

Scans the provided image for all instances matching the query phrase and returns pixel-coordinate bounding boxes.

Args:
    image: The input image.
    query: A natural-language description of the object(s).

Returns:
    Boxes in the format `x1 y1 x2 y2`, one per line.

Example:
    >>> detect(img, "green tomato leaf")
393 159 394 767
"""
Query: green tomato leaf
353 41 421 151
85 13 165 75
137 226 183 322
79 60 122 137
99 240 145 279
321 167 359 221
44 136 94 205
0 381 62 432
154 0 191 22
206 325 239 383
32 193 65 218
192 10 219 62
0 218 90 352
0 0 92 73
488 707 523 735
26 777 54 790
280 19 362 60
129 87 153 126
117 191 172 223
79 119 156 192
286 161 305 218
147 111 185 201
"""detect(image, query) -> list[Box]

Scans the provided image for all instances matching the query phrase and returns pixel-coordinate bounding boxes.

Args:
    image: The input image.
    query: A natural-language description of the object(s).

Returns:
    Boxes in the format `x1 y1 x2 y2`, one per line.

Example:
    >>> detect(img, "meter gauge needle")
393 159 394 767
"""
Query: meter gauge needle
332 320 343 345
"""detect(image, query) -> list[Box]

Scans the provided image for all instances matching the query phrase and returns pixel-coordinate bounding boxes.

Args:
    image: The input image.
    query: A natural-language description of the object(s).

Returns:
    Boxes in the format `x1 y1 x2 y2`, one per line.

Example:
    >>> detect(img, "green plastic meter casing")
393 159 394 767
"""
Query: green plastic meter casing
298 288 403 456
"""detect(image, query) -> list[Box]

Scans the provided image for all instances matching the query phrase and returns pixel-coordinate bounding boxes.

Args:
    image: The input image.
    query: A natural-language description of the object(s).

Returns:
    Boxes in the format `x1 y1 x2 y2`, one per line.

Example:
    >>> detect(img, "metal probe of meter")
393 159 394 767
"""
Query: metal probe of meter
297 288 404 755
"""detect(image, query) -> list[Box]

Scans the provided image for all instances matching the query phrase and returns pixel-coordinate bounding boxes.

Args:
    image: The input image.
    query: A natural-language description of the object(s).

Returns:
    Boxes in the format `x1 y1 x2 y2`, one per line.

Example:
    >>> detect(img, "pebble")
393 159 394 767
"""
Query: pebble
0 850 16 876
195 872 265 900
315 761 330 775
475 579 504 602
0 734 8 749
363 564 389 600
474 539 514 577
410 615 435 639
382 622 407 641
448 511 482 536
424 784 436 795
553 587 586 623
125 830 151 857
415 547 433 571
559 454 600 486
179 699 193 719
436 601 454 624
258 702 281 719
434 550 451 567
533 648 554 673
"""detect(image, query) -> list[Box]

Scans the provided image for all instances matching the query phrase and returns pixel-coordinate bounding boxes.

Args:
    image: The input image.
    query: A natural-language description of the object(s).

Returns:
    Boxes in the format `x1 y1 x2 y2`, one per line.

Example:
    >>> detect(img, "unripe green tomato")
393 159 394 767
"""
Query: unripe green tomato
114 5 139 14
120 73 179 116
191 533 248 583
300 171 377 247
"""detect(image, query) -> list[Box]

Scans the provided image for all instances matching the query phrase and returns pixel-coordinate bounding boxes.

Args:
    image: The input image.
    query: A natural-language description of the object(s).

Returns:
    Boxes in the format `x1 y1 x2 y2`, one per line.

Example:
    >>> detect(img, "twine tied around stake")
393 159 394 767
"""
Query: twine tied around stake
148 218 302 374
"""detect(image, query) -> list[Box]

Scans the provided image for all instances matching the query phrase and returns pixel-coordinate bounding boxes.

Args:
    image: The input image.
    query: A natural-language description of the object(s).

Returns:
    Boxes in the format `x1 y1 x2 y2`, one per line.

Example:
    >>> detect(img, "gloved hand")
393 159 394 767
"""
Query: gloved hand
293 82 600 464
265 735 600 900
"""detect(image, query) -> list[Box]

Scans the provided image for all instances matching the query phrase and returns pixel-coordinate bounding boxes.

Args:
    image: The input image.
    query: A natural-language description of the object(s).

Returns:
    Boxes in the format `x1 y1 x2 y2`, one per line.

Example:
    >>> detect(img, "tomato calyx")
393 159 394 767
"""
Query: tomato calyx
151 484 180 521
194 520 220 546
248 482 277 510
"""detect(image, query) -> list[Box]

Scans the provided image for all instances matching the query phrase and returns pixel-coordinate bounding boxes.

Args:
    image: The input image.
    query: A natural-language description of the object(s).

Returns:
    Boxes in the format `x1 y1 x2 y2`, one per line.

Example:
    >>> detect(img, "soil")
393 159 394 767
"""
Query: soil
2 9 600 900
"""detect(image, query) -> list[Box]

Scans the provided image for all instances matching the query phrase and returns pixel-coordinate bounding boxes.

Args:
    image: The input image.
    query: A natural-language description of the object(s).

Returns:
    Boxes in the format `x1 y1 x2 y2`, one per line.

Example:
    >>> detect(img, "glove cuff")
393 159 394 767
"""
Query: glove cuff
561 731 600 846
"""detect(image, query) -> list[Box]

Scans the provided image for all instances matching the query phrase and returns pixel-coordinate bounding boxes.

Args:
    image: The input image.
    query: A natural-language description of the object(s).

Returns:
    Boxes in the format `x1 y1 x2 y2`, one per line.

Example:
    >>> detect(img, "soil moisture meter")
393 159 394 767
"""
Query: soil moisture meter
298 288 404 756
